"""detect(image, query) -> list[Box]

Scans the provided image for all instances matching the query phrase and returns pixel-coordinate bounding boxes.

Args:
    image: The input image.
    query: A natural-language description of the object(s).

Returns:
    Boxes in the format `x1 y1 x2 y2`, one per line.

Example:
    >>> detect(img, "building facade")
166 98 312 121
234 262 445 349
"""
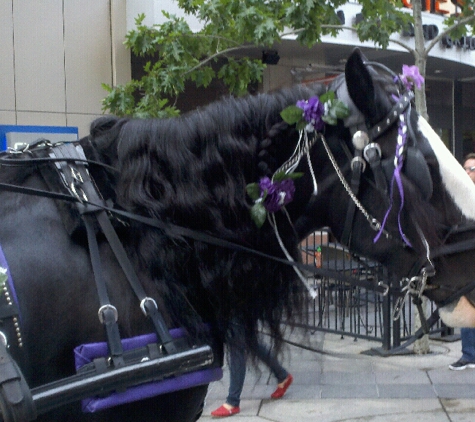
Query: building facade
0 0 130 142
1 0 474 159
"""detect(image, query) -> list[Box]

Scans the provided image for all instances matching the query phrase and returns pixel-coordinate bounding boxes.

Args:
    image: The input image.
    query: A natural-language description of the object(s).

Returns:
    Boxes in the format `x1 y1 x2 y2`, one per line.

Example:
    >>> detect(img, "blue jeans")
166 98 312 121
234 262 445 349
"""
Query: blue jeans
461 327 475 361
225 323 288 407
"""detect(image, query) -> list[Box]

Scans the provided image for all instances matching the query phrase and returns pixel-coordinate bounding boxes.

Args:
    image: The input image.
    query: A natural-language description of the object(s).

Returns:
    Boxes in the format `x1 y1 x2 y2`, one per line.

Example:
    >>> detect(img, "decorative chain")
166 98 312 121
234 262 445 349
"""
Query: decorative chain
318 133 390 238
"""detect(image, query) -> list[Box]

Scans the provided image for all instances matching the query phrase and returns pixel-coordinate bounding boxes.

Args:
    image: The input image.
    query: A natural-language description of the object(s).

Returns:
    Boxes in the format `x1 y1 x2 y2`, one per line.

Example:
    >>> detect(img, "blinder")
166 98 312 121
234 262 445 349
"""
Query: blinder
338 78 434 246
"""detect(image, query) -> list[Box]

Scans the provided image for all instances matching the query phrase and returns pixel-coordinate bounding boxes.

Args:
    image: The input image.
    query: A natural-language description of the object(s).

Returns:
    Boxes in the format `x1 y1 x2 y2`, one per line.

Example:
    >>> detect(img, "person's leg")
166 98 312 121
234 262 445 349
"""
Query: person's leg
255 341 288 383
211 323 246 416
225 342 247 407
461 327 475 362
255 340 293 399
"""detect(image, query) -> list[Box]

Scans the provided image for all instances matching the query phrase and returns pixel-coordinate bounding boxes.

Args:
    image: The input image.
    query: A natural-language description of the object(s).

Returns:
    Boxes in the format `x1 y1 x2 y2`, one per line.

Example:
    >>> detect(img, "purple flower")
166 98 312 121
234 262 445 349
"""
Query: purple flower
259 177 296 213
296 96 325 131
400 65 424 91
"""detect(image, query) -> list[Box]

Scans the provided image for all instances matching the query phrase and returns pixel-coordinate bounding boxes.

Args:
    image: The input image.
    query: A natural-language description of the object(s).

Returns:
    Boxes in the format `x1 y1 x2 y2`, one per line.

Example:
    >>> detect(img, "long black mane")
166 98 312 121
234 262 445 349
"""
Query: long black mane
87 85 326 354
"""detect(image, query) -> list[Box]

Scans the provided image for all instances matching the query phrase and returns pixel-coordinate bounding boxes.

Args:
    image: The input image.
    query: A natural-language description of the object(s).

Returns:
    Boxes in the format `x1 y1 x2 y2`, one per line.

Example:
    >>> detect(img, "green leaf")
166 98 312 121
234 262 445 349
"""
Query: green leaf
273 171 304 182
322 113 337 126
246 182 260 200
322 100 350 125
296 121 307 131
332 101 350 119
286 172 304 180
319 91 335 103
250 203 267 228
280 105 303 125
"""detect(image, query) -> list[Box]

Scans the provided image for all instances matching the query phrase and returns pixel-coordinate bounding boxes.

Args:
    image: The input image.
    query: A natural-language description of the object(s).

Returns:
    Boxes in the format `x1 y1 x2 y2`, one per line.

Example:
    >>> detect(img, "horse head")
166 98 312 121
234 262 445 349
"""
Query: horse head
293 48 475 327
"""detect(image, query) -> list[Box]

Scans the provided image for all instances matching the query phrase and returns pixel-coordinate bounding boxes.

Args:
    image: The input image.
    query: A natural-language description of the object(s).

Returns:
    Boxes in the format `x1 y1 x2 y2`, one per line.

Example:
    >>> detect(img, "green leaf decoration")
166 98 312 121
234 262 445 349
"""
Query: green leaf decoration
286 172 304 180
250 203 267 228
273 171 304 182
280 105 303 125
246 182 260 201
322 100 350 126
322 113 337 126
296 121 308 131
319 91 335 103
280 91 349 131
332 100 351 119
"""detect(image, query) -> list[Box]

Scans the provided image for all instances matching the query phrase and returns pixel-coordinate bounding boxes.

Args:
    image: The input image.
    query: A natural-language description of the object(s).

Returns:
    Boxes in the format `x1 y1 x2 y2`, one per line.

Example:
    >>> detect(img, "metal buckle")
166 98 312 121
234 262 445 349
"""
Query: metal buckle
70 182 88 203
351 156 366 172
98 304 119 324
363 143 382 162
140 297 158 316
70 167 84 183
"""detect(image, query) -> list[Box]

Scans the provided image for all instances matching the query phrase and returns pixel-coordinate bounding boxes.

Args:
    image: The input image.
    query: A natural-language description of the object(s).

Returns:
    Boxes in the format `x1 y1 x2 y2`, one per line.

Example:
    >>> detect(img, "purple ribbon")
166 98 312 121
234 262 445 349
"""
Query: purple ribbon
374 113 412 247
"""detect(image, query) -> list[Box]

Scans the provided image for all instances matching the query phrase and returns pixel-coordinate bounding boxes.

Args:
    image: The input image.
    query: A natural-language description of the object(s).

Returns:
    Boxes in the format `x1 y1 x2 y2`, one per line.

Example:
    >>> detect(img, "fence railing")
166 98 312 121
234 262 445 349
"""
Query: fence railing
291 229 456 354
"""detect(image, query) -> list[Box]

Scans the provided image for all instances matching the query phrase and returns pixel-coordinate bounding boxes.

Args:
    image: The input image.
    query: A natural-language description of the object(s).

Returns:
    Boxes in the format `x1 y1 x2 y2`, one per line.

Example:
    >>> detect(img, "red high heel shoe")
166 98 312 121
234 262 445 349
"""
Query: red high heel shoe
211 404 240 417
271 374 293 399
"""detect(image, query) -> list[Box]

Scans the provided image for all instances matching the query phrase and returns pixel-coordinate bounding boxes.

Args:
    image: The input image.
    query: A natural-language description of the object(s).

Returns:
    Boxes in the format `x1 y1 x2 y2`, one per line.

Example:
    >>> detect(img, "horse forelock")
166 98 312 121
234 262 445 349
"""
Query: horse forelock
418 116 475 222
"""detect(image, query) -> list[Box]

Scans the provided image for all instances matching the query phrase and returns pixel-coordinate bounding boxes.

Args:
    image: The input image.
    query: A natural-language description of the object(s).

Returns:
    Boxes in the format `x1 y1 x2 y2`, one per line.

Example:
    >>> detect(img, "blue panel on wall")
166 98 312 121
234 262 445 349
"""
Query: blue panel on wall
0 125 78 151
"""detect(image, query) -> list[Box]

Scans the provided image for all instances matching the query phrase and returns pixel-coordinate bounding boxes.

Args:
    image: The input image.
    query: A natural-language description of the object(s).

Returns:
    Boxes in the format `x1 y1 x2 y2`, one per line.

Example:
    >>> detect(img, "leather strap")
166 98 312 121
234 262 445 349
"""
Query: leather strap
340 159 363 247
51 144 125 367
51 143 179 356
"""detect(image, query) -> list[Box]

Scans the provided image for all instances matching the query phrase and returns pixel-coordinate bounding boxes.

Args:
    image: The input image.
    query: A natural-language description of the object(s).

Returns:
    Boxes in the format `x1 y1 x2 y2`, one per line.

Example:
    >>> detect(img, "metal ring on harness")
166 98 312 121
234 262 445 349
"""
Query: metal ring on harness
140 297 158 316
363 143 382 162
70 182 88 203
351 156 366 172
98 305 118 324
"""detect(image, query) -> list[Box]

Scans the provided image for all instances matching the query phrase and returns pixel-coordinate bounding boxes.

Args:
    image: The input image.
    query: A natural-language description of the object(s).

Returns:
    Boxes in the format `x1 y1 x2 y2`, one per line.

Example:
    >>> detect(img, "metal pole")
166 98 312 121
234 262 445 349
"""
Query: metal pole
381 268 392 350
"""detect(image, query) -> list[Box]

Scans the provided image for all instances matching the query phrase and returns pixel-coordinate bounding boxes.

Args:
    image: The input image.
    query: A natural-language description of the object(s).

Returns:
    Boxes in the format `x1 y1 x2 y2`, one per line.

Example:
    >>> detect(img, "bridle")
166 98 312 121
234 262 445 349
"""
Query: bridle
320 63 439 318
320 61 475 335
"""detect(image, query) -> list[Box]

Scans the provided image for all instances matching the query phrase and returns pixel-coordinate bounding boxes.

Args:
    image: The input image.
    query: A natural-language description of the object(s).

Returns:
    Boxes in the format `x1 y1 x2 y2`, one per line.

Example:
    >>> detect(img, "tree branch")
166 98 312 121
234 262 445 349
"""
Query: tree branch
184 44 259 75
425 14 475 55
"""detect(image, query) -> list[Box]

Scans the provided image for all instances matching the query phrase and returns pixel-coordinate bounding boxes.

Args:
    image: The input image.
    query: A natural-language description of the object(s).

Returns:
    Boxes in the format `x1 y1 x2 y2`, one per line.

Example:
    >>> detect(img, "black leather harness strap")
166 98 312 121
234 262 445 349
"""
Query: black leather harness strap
50 143 179 356
340 158 363 247
50 144 126 368
364 144 388 197
93 210 179 355
367 92 414 142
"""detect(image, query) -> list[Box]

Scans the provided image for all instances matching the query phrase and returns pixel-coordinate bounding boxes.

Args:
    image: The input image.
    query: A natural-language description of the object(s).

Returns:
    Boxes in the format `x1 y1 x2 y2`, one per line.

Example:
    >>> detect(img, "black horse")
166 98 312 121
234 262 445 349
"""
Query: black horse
0 48 475 422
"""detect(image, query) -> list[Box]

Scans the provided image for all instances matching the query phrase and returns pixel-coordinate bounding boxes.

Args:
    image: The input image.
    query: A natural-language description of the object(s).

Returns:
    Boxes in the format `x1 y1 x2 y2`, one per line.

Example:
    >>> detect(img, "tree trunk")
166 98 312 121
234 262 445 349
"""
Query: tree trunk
412 0 430 354
412 0 429 121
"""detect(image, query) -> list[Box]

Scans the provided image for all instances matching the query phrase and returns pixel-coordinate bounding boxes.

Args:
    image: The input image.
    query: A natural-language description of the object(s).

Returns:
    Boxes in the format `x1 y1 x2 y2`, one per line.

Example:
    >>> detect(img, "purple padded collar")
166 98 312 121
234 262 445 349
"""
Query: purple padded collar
74 330 222 413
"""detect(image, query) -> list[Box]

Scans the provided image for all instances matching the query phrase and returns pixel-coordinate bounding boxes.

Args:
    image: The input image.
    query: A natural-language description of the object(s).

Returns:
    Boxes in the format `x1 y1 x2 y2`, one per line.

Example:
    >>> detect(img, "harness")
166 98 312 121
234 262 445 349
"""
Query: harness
0 141 220 421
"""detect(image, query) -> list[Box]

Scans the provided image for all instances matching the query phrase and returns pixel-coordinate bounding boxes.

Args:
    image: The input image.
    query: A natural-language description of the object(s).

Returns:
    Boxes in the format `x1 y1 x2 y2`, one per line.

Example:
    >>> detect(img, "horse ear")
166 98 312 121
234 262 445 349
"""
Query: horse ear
345 49 376 117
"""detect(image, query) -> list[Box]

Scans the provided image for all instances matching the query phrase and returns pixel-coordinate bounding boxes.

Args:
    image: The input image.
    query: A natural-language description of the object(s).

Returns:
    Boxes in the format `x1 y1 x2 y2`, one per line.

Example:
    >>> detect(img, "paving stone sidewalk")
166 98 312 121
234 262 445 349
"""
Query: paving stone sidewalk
201 329 475 422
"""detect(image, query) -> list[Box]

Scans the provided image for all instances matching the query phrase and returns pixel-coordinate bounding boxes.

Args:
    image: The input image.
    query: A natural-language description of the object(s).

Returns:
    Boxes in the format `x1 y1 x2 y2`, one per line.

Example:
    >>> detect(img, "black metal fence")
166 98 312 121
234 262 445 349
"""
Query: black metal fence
291 229 456 354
